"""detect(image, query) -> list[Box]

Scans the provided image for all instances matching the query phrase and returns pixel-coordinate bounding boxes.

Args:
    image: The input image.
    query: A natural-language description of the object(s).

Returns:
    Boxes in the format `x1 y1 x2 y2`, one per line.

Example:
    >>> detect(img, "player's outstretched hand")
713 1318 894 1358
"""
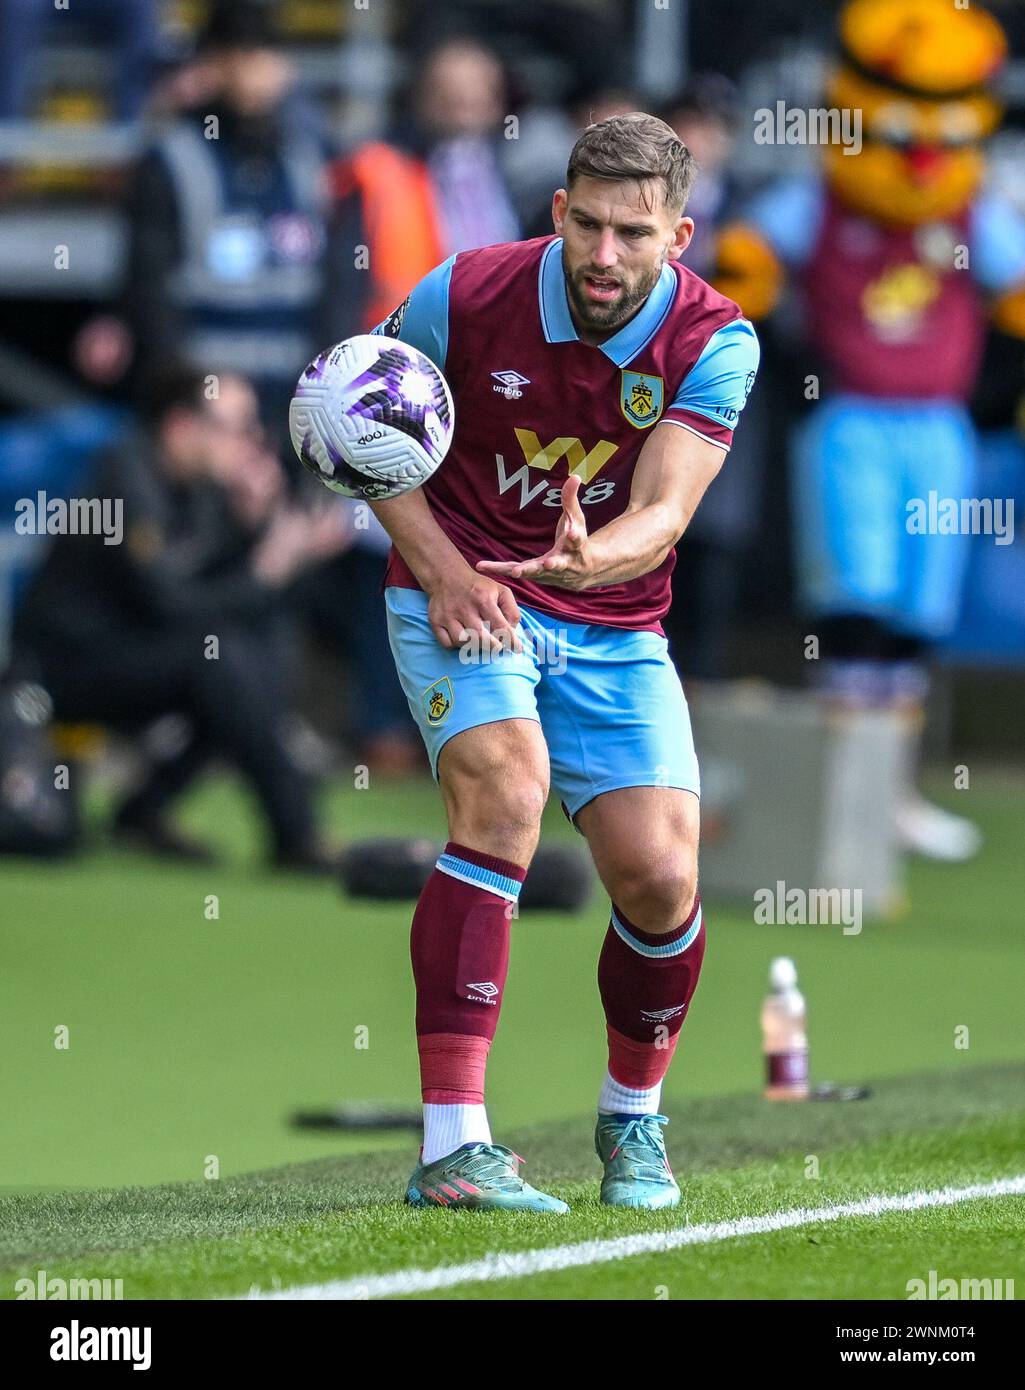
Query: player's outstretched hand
476 476 591 590
427 571 523 654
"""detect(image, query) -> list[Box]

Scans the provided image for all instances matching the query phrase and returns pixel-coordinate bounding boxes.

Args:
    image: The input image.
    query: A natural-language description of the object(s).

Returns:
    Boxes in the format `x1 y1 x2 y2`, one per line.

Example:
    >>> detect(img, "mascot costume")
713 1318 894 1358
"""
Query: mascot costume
716 0 1025 860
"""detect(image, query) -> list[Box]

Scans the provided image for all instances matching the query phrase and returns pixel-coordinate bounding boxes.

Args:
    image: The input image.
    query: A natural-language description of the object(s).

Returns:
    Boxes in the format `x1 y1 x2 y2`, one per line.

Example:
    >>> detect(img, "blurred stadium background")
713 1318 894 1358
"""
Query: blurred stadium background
1 0 1023 1221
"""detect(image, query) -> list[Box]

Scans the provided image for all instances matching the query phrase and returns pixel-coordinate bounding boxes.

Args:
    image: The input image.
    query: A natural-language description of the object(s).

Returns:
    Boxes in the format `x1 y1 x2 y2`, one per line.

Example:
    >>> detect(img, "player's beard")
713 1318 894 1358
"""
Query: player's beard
562 249 667 336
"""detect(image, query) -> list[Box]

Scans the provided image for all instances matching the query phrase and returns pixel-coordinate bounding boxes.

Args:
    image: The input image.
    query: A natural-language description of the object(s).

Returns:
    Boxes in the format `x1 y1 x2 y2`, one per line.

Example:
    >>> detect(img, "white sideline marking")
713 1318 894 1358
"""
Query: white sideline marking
246 1174 1025 1301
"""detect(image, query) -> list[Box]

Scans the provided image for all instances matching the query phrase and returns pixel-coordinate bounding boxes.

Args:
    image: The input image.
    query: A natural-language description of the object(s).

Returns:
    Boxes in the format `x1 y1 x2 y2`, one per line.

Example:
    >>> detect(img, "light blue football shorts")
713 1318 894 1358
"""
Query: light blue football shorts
385 586 699 819
791 395 977 640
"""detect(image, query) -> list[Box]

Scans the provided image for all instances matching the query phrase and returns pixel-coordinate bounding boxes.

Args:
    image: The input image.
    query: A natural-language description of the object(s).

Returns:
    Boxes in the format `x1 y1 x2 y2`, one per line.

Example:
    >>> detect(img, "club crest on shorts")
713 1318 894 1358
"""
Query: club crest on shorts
422 676 453 726
620 370 665 429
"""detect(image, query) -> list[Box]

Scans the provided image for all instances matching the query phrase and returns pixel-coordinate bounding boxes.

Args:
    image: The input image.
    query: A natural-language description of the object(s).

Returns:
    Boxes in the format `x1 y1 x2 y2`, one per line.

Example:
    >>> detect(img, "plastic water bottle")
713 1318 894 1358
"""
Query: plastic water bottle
761 957 809 1100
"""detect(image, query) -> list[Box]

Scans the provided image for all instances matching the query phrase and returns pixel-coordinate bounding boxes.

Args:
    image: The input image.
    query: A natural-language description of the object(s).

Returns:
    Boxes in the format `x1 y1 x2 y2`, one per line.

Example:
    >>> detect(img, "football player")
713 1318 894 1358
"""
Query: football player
370 113 759 1211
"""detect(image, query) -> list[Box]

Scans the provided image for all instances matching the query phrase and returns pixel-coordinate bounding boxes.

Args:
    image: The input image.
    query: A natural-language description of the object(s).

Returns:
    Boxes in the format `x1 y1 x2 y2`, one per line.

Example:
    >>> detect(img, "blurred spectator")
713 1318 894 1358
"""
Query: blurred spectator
518 84 645 239
404 0 630 119
401 0 636 237
119 0 344 437
661 76 768 680
10 366 347 870
0 0 160 122
322 35 525 773
660 75 744 277
330 37 520 334
414 39 520 253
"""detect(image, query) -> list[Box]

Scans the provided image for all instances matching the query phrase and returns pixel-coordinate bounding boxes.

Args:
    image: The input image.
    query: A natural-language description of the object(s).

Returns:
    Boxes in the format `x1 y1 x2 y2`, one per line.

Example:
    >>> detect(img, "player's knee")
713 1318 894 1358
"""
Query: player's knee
611 851 698 933
442 736 549 858
478 771 547 838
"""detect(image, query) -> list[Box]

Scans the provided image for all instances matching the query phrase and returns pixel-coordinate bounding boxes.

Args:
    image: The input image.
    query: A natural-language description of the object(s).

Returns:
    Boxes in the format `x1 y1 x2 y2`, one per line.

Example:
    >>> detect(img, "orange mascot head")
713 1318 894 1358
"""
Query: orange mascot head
825 0 1006 226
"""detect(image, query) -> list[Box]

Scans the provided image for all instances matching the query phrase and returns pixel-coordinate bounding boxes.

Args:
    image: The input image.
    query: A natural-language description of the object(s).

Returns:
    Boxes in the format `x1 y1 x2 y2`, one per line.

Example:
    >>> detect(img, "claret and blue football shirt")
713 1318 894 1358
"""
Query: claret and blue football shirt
374 234 759 631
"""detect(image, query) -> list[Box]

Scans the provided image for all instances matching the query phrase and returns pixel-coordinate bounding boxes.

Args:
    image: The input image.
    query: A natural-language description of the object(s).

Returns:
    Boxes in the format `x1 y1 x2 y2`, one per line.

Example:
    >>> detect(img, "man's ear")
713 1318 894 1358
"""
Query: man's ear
668 216 695 261
552 187 568 234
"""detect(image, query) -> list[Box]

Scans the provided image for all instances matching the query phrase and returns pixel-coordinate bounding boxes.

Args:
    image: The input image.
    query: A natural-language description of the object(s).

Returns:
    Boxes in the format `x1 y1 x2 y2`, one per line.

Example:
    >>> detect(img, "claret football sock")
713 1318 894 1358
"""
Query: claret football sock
597 894 706 1113
411 842 526 1164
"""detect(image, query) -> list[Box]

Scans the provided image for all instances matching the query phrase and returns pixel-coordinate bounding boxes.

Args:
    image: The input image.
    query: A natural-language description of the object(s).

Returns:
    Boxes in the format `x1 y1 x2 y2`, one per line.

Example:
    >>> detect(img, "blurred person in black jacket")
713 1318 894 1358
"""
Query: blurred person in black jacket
12 367 346 870
113 0 342 441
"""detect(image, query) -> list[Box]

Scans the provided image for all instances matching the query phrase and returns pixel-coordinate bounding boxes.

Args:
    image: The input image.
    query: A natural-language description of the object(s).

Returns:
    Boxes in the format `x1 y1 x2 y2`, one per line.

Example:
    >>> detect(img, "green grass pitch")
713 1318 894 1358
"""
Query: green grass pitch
1 767 1023 1299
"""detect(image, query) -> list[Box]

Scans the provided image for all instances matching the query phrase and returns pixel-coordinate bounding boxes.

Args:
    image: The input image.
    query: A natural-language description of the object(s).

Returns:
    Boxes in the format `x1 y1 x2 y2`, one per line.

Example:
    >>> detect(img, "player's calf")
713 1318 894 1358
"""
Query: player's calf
580 789 705 1205
407 721 561 1206
592 893 704 1208
597 891 706 1107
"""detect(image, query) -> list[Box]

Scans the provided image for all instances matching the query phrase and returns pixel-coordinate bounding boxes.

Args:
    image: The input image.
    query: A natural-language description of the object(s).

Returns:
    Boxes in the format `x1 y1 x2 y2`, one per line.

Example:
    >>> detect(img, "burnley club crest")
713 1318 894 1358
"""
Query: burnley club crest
620 371 665 429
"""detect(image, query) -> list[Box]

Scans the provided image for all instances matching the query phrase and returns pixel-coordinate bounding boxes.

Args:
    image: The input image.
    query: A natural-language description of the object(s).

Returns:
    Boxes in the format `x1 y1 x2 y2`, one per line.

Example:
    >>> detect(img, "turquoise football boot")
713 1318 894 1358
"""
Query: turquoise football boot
406 1142 569 1213
595 1113 681 1210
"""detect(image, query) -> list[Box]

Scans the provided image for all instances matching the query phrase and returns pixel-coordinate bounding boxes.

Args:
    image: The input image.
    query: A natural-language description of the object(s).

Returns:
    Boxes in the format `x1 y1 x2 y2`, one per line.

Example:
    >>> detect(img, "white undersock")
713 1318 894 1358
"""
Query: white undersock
421 1103 492 1164
598 1070 663 1116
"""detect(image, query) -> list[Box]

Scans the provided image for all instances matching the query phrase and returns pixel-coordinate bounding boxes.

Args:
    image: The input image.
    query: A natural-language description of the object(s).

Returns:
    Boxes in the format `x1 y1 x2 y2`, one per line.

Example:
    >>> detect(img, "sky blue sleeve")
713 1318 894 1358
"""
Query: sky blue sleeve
668 318 761 431
745 177 824 268
371 255 455 369
970 193 1025 294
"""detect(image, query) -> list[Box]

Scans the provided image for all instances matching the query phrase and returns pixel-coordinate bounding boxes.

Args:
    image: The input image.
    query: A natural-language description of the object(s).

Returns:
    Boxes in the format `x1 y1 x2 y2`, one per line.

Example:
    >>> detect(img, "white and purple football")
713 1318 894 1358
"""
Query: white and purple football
289 334 454 500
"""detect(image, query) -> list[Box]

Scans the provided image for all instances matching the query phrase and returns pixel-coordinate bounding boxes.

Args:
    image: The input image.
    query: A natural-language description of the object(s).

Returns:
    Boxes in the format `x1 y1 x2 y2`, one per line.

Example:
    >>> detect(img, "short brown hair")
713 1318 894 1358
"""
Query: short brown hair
566 112 697 214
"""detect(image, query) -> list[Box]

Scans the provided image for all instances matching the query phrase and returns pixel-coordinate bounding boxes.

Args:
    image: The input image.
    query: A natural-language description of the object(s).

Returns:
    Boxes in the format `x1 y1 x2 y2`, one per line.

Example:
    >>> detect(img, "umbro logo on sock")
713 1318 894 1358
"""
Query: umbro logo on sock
640 1003 687 1022
466 981 499 1003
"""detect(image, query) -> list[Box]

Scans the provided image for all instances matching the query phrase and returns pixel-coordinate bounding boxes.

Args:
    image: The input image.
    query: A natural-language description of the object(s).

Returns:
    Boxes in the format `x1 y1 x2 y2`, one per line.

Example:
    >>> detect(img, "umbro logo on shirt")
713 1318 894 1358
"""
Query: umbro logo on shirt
491 369 530 400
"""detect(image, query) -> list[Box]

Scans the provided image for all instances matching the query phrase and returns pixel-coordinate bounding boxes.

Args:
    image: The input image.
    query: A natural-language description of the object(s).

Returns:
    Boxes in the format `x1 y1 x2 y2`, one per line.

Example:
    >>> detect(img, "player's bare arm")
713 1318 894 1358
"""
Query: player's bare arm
371 488 522 651
475 421 725 590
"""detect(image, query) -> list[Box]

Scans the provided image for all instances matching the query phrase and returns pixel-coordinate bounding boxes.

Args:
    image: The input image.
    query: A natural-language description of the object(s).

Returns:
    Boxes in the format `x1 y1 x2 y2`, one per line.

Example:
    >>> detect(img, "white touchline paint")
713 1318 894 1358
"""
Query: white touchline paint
243 1174 1025 1301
